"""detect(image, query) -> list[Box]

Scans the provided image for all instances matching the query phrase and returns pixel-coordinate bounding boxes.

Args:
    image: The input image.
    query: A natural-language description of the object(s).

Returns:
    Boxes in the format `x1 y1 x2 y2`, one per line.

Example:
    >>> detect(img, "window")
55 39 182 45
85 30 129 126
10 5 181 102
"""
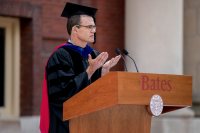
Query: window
0 17 20 119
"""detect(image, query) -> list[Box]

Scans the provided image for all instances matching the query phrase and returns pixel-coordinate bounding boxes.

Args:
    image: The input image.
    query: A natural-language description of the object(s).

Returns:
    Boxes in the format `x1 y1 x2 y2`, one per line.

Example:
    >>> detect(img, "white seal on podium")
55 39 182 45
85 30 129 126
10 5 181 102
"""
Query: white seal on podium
150 94 163 116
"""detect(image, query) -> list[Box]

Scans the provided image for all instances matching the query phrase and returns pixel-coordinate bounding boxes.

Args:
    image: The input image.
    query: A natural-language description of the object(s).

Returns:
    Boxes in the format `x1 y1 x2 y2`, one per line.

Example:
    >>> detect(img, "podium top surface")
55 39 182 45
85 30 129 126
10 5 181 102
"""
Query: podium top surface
63 72 192 120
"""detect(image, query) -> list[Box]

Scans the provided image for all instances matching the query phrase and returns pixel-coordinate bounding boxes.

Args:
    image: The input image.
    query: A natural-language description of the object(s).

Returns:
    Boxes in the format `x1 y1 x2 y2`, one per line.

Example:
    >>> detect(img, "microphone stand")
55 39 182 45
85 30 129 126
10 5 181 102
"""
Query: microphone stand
122 49 139 72
115 48 128 71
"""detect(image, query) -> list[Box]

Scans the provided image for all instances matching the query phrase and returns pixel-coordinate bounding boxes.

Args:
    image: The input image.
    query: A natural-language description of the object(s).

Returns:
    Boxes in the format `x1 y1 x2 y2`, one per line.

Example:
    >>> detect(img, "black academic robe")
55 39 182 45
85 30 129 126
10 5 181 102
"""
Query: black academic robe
46 45 101 133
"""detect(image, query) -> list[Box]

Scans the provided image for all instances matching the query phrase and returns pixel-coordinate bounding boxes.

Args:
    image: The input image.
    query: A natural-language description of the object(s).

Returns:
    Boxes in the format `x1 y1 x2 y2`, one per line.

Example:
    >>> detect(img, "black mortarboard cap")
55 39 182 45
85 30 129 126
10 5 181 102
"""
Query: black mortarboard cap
61 2 97 18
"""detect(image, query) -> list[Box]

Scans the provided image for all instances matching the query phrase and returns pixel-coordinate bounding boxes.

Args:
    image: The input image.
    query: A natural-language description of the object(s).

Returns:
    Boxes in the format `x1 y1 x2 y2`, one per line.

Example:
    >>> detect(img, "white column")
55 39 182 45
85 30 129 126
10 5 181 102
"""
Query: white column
125 0 183 74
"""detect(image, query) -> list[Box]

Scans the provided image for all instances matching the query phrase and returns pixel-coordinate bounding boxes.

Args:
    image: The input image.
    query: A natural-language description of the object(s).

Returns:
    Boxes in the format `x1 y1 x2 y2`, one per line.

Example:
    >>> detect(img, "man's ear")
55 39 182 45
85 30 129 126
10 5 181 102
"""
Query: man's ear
72 26 78 33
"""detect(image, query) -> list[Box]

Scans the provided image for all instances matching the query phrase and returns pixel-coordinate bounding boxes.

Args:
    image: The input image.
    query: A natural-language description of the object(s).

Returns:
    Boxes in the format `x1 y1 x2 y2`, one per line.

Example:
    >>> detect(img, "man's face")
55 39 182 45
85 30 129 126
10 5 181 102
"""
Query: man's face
76 15 96 44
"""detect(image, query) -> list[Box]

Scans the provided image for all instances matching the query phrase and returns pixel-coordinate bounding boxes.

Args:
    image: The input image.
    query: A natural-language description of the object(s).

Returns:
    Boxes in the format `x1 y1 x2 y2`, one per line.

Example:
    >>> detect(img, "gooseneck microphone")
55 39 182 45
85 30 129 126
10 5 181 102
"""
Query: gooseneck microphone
115 48 127 71
122 49 139 72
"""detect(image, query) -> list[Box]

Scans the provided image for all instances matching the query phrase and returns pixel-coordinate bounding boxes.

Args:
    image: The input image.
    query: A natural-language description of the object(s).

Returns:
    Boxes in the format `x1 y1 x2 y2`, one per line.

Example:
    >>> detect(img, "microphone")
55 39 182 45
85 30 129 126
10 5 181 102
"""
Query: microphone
122 49 139 72
115 48 127 71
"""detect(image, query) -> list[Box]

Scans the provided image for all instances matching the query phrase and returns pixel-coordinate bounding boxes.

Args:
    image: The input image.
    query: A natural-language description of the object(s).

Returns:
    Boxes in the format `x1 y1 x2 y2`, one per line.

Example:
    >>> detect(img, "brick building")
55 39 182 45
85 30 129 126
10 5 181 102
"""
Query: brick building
1 0 200 133
0 0 124 118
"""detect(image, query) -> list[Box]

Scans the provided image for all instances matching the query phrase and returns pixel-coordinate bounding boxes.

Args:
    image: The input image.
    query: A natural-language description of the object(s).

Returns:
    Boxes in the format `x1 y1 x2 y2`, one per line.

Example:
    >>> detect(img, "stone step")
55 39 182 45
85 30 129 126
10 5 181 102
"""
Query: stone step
152 117 200 133
0 115 200 133
0 120 20 133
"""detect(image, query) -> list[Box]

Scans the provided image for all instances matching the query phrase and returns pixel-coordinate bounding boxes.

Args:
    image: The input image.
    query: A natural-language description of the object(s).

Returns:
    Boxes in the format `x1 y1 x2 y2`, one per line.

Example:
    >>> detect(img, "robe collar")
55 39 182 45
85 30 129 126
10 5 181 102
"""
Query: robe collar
65 40 93 59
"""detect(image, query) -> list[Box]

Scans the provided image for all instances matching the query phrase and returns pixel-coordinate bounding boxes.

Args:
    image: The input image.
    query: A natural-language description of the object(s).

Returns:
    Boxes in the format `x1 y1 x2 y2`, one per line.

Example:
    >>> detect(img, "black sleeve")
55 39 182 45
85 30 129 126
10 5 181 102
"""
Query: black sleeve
46 48 90 103
90 50 102 82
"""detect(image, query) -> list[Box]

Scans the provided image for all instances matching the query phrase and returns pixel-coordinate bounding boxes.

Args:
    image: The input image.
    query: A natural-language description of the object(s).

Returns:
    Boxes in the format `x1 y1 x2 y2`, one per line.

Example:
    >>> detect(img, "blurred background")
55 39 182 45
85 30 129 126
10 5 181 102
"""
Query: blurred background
0 0 200 132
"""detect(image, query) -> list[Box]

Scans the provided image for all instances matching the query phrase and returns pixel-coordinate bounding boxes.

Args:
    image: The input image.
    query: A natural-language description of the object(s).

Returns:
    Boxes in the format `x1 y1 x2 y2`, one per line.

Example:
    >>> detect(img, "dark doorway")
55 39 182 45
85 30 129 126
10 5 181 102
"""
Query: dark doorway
0 27 5 107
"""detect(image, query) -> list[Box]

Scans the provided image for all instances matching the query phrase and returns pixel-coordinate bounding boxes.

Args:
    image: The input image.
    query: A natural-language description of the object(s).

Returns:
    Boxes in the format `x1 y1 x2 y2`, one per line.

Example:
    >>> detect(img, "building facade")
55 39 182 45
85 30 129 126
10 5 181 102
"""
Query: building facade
0 0 124 119
0 0 200 132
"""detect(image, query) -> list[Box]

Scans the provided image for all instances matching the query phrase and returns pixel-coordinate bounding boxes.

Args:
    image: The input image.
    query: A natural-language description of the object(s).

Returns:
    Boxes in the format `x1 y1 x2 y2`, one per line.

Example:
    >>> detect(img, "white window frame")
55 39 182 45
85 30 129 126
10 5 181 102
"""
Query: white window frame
0 16 20 120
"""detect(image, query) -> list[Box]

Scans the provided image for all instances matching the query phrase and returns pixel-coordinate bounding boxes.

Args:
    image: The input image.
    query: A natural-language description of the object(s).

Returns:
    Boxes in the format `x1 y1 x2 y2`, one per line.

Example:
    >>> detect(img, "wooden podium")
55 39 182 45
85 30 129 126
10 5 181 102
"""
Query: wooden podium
63 72 192 133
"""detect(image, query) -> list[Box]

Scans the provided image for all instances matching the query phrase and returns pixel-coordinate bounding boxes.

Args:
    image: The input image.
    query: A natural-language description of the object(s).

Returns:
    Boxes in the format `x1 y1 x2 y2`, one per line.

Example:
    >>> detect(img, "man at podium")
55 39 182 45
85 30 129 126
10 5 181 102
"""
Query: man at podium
40 2 121 133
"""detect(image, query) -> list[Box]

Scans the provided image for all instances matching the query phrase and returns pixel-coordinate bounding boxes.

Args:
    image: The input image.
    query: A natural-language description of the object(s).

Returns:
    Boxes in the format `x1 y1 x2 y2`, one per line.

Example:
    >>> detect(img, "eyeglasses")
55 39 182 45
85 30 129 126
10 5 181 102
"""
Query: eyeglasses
76 25 96 30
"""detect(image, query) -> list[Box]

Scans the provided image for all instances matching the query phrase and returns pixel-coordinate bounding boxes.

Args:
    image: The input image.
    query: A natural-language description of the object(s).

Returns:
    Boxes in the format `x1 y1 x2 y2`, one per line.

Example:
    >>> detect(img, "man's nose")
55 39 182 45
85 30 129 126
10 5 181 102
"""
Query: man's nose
91 28 96 33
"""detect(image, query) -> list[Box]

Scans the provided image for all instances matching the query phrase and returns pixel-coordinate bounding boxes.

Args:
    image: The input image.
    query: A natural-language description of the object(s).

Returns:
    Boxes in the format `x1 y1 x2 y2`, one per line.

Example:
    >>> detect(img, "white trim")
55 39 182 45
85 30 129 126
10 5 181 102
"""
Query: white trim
0 16 20 120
